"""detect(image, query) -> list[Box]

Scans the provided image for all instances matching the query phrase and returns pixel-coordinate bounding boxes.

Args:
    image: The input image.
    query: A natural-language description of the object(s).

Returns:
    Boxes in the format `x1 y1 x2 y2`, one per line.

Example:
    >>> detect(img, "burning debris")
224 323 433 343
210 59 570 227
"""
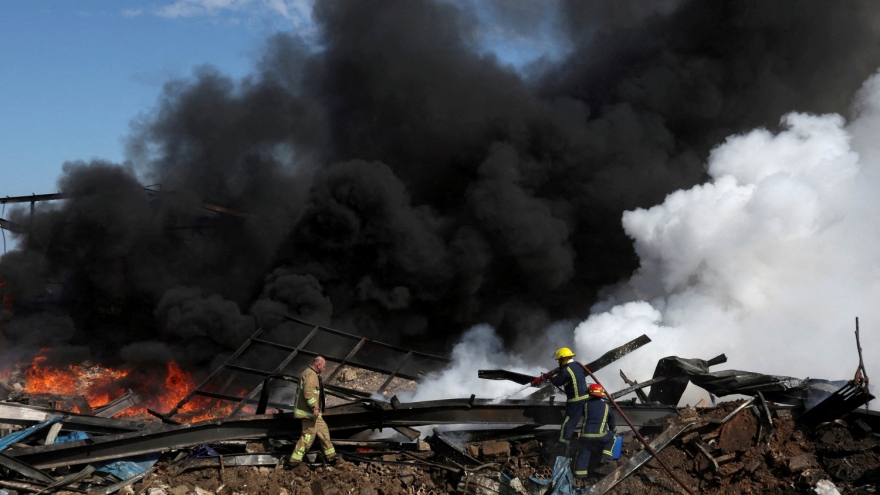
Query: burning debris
0 318 870 495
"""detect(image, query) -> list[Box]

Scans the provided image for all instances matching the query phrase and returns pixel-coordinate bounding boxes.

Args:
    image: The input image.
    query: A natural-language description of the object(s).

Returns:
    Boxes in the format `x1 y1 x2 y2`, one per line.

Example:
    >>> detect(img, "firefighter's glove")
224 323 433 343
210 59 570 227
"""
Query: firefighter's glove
542 372 553 383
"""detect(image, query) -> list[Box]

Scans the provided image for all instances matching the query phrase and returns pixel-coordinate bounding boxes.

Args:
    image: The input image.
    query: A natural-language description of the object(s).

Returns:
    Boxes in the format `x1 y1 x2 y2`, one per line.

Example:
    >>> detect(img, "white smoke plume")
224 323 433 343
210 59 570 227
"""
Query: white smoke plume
416 70 880 405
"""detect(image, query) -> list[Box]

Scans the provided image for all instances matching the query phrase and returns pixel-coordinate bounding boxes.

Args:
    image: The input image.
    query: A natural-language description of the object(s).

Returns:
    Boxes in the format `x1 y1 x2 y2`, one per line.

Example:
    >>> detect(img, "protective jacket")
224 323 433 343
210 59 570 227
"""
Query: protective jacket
550 361 590 402
573 396 617 478
583 397 616 437
294 366 325 419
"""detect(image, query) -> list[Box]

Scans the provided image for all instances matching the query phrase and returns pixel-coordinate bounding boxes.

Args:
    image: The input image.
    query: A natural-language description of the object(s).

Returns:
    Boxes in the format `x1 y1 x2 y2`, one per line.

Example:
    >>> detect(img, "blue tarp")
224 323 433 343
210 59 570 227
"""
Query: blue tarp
93 454 160 480
191 444 220 458
529 456 576 495
55 430 158 480
54 430 90 443
0 417 62 451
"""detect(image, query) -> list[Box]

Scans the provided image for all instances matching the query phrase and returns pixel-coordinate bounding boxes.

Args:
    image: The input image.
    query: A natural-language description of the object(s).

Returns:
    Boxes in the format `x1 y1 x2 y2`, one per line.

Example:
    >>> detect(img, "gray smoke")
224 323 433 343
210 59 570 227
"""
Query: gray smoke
2 0 880 374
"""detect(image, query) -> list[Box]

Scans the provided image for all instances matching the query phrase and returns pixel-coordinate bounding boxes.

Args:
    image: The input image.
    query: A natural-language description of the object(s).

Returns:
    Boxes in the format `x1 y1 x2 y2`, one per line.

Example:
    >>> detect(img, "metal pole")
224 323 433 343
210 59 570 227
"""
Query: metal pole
577 362 698 495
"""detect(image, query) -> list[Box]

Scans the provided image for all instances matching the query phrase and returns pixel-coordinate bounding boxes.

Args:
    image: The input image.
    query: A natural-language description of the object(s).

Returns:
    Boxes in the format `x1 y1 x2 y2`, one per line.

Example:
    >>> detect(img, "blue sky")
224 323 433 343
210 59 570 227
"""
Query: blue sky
1 1 564 201
1 1 309 198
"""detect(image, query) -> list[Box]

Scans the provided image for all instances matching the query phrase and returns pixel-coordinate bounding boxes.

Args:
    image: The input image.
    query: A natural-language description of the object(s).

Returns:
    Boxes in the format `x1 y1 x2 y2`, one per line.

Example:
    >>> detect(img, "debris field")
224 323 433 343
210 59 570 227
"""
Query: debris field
0 317 873 495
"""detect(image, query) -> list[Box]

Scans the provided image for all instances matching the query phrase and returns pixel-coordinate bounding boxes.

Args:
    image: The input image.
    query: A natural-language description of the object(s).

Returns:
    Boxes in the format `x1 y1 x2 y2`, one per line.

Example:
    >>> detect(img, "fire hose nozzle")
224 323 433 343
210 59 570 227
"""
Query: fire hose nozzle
530 372 553 386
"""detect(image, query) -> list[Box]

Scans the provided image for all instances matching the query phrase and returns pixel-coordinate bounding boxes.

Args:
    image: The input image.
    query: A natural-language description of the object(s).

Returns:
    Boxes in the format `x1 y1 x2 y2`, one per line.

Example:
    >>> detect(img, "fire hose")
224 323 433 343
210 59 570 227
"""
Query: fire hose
536 364 698 495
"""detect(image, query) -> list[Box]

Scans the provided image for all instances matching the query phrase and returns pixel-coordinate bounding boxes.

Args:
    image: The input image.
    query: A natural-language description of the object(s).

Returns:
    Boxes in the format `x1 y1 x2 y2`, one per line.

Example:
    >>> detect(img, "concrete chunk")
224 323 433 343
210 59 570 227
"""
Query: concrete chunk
787 454 819 474
481 440 511 458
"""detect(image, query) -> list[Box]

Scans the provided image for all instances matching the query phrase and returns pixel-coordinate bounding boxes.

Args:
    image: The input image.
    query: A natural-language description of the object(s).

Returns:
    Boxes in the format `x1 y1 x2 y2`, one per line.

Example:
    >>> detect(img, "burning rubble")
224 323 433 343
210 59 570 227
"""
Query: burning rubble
0 317 871 495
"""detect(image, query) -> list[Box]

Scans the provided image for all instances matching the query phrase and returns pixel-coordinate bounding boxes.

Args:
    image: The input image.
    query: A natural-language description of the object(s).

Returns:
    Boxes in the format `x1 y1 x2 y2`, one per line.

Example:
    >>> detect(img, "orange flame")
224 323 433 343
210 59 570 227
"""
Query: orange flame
22 352 244 422
24 351 130 406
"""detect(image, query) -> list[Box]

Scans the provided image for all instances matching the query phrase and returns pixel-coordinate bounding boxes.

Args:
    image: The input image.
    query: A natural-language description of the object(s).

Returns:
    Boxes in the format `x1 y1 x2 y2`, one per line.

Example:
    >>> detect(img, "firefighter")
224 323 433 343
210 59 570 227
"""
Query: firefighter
573 384 617 479
287 356 337 468
548 347 591 445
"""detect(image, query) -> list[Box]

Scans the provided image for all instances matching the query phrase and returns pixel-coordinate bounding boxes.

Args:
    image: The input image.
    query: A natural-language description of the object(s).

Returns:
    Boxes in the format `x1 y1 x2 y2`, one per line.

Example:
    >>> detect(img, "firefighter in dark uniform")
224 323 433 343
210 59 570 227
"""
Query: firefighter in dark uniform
573 384 617 479
548 347 591 444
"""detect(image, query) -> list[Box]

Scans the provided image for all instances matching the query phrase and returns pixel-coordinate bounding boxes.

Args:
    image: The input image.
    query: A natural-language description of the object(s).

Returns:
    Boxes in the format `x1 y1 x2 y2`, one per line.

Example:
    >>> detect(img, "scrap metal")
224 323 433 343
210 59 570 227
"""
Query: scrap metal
0 402 154 434
0 451 54 485
478 334 653 401
36 464 96 494
619 370 651 404
159 316 450 422
797 379 875 427
4 399 676 469
168 453 281 477
93 389 145 418
426 428 481 468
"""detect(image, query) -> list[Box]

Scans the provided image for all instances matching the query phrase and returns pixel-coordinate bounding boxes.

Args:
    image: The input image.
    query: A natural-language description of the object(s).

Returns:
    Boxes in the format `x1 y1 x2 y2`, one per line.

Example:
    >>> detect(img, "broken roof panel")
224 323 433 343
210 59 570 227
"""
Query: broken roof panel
156 315 450 422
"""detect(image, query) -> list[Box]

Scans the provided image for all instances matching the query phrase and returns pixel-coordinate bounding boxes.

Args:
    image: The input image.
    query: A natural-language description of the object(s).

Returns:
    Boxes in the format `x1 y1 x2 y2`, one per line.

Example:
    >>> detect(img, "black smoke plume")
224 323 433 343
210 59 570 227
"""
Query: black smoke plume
2 0 880 370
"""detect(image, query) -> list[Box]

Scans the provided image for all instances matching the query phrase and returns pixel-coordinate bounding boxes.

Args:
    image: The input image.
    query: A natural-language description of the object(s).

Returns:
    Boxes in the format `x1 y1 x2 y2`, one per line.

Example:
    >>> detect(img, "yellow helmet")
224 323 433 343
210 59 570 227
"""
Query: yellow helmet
554 347 576 360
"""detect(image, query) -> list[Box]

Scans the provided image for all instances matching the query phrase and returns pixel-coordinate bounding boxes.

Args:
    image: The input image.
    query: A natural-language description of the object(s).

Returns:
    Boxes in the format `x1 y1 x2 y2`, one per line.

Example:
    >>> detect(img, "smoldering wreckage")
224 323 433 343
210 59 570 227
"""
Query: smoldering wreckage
0 316 871 495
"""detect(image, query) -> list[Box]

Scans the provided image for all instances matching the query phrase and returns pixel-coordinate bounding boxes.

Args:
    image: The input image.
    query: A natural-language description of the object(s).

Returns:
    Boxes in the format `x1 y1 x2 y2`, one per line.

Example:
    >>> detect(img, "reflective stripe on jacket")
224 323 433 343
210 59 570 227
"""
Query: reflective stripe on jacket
294 366 325 419
550 361 590 402
582 398 616 437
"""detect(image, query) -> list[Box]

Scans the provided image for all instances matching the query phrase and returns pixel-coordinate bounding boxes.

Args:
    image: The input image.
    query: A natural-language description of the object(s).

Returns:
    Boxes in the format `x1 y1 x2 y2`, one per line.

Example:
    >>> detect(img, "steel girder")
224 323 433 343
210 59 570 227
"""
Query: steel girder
5 399 676 469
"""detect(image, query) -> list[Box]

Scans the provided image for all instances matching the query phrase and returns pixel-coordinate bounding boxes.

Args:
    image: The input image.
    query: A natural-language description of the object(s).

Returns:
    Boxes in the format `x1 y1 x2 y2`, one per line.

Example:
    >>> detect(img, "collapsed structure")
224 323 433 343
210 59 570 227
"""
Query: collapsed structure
0 316 872 495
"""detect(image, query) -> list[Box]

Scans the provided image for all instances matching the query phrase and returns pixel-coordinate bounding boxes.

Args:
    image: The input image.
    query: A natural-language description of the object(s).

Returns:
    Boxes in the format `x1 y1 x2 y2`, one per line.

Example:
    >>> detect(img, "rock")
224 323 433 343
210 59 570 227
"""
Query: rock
246 441 267 453
787 454 819 474
679 406 699 421
194 488 214 495
120 486 136 495
311 479 339 495
744 459 763 473
417 439 431 451
817 421 853 445
342 369 358 382
718 409 757 452
169 486 191 495
481 440 511 458
399 469 415 487
381 454 398 462
466 445 480 458
515 439 540 455
147 488 169 495
509 477 529 495
853 419 873 438
813 480 841 495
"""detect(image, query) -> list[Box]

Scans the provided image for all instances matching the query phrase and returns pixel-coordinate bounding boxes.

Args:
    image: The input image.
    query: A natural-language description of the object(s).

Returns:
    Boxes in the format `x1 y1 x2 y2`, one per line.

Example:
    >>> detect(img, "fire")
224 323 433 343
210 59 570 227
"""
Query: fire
24 352 130 405
21 351 242 422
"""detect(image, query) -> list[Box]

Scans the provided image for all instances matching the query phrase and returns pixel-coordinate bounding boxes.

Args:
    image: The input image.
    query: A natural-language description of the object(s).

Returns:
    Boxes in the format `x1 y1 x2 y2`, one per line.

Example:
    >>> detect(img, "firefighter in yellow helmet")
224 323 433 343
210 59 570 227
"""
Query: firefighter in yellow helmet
546 348 591 446
287 356 337 469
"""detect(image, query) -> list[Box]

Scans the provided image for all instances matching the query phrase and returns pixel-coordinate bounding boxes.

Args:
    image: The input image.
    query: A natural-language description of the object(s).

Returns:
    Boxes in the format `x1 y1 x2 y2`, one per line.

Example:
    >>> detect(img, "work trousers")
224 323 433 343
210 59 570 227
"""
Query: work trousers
559 400 587 442
290 415 336 462
573 431 615 478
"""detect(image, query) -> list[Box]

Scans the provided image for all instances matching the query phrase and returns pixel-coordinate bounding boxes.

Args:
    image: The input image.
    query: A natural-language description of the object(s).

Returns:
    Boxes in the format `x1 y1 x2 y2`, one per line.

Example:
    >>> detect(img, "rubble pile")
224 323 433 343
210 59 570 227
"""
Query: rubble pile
607 402 880 494
0 319 873 494
0 399 874 494
131 405 880 494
